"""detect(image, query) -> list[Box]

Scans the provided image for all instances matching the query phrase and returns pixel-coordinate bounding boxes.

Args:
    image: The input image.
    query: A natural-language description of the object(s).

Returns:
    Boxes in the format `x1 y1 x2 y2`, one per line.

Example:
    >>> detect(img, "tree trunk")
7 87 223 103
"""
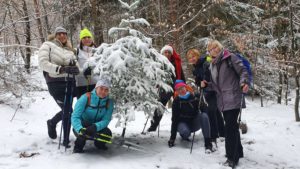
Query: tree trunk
22 0 32 73
278 72 282 104
33 0 45 43
91 0 103 46
295 74 300 121
284 68 289 105
7 4 25 61
41 0 51 34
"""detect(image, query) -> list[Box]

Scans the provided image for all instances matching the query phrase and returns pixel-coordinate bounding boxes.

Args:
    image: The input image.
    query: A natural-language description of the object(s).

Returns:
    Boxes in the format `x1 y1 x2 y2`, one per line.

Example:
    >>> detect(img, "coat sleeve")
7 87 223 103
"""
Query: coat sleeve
71 94 88 133
95 99 114 131
231 54 249 86
38 42 61 74
170 99 179 140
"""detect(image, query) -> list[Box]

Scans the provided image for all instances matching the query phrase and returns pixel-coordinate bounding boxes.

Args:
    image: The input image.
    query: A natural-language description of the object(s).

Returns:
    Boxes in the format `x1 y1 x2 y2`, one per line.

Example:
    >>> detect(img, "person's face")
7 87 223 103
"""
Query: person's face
207 45 221 61
81 36 93 46
96 86 109 98
55 32 68 45
163 50 172 60
176 86 187 96
187 54 198 65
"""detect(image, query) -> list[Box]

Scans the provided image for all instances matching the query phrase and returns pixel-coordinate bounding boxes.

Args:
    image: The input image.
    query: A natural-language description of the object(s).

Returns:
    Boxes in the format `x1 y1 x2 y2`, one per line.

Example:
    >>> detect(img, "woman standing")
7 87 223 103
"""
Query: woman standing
202 40 249 168
75 28 97 98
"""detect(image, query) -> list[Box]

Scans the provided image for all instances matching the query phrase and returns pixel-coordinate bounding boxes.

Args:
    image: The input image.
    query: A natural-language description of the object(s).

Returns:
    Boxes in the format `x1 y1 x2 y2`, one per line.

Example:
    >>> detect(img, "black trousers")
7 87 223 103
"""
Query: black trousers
47 80 76 144
74 127 112 150
205 91 225 139
222 109 243 163
76 84 95 99
151 91 173 127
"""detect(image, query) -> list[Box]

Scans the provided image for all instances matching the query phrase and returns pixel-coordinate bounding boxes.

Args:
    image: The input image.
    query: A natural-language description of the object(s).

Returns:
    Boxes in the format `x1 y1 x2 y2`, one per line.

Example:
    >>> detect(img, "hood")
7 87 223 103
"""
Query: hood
47 34 74 52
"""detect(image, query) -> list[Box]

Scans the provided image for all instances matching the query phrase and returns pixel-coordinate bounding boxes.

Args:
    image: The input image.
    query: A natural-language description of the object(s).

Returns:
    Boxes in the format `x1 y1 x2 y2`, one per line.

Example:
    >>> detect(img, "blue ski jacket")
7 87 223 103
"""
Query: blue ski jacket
71 89 114 133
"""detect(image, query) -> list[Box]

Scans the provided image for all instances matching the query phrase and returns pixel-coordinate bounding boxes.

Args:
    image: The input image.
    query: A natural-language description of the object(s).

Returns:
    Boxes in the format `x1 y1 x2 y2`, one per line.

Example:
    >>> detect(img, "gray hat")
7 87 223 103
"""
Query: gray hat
55 26 67 34
96 78 111 89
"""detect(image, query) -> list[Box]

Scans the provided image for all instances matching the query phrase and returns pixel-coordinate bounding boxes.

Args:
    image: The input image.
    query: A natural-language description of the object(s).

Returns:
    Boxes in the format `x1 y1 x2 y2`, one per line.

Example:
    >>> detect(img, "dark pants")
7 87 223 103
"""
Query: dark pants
74 127 112 151
177 112 211 139
47 80 76 144
150 91 173 129
76 84 95 99
205 91 225 139
223 109 243 163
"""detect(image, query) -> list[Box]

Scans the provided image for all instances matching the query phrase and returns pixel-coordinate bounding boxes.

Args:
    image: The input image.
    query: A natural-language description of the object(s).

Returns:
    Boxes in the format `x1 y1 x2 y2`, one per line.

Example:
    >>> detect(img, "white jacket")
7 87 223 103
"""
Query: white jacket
38 36 77 79
75 47 97 86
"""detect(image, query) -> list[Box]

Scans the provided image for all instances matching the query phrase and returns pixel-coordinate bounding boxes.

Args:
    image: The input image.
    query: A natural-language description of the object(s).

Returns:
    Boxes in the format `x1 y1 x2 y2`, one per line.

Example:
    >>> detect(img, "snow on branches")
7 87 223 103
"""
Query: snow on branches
88 17 174 128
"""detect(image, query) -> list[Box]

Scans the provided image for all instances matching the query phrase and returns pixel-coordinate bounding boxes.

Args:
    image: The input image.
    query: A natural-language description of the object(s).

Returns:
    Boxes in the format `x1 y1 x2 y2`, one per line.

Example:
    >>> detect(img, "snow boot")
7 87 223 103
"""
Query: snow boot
47 120 57 139
223 159 237 169
204 138 216 154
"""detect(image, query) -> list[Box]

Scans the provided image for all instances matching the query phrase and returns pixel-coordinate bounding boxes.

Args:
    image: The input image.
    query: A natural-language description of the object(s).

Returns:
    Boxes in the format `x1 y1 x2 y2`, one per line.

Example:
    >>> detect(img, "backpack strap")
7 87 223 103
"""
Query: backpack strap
85 92 91 109
76 47 80 60
226 55 239 79
85 92 110 110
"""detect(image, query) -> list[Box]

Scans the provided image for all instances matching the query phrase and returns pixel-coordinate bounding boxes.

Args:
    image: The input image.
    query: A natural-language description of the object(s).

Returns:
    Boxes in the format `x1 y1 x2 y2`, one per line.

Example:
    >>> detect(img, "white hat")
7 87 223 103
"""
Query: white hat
160 45 173 55
96 78 111 88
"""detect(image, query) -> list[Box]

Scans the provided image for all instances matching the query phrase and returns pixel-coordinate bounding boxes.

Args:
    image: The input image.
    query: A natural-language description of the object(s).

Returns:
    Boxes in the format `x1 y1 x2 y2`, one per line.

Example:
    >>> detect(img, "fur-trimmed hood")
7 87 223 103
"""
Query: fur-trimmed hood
47 34 74 52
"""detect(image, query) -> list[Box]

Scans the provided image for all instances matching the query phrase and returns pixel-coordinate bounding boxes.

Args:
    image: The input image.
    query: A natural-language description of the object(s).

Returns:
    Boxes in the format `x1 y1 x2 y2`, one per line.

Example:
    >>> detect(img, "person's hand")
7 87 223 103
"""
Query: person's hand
168 139 175 148
84 67 92 78
60 66 79 75
201 80 207 88
86 124 97 136
241 83 249 94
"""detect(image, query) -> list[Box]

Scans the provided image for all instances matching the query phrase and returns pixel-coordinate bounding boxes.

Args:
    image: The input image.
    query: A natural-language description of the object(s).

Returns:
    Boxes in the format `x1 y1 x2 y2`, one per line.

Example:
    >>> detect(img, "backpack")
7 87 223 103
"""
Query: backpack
227 53 252 86
85 92 110 109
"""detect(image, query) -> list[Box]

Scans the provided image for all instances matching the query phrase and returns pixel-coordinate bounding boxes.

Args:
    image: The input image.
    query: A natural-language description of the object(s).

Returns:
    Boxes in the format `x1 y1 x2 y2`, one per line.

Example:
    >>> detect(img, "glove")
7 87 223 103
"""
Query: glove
86 124 97 136
59 66 79 75
168 139 175 148
83 67 92 78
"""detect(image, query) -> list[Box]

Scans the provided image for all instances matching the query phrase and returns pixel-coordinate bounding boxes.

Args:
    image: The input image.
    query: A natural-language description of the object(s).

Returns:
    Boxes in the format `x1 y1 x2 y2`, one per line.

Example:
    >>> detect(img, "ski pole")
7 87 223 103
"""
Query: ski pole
58 73 70 150
190 131 196 154
141 116 149 134
64 74 76 151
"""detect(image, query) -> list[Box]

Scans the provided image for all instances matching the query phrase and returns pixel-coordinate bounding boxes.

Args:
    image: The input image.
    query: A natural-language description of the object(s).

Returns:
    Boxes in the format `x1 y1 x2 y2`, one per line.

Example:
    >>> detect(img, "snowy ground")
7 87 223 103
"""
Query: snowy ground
1 90 300 169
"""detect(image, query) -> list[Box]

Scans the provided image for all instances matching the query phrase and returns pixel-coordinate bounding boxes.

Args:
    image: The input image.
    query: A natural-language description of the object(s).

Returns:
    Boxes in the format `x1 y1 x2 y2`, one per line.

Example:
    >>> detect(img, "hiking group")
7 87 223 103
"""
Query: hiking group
38 26 250 168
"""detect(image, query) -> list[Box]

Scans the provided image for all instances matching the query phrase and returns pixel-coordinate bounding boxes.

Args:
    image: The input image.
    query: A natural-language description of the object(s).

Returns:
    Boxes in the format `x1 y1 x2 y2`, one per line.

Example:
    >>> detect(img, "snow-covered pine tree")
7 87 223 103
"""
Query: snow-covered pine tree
87 0 175 129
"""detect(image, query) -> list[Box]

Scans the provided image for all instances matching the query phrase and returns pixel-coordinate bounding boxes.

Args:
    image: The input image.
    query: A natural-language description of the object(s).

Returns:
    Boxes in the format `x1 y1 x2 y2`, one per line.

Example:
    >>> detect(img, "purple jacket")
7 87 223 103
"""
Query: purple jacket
209 49 249 112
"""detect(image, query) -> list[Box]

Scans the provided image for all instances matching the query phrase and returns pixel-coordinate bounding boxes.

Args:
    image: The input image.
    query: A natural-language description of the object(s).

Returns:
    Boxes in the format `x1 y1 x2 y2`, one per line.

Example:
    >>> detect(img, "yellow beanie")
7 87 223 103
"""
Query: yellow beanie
80 28 93 40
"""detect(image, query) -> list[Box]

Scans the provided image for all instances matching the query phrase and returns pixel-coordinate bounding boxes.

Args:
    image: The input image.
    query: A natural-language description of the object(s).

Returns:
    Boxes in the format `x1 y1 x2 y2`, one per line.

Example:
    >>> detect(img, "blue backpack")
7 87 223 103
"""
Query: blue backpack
227 53 252 86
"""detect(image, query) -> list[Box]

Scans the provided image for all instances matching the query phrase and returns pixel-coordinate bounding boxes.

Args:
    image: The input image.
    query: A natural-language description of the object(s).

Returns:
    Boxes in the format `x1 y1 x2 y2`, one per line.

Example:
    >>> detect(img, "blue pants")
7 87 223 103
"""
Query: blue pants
177 112 211 139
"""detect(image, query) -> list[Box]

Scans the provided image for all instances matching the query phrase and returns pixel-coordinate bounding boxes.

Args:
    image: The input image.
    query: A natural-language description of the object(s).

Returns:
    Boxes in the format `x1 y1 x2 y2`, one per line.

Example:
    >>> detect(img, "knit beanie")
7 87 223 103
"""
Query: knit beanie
95 78 111 89
174 81 186 90
55 26 67 34
80 28 93 40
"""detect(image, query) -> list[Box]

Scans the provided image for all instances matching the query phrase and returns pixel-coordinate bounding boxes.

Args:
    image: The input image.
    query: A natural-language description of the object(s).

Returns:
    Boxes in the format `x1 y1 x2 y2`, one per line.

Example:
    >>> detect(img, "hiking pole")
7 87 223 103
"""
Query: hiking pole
141 116 150 134
64 74 76 151
58 73 70 150
190 87 204 154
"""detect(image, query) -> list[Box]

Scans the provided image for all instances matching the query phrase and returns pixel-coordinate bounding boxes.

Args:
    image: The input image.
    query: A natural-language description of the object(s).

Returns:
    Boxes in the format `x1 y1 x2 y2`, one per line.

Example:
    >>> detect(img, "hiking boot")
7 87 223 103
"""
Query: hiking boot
94 142 108 150
205 146 216 154
223 159 237 168
63 140 71 148
73 147 84 153
47 120 57 139
147 124 157 132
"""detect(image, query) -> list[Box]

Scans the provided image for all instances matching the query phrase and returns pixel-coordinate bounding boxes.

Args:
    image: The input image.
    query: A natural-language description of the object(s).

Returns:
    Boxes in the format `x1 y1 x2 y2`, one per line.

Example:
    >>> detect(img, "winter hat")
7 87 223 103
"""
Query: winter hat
80 28 93 40
55 26 67 34
161 45 173 55
174 81 186 90
96 78 111 89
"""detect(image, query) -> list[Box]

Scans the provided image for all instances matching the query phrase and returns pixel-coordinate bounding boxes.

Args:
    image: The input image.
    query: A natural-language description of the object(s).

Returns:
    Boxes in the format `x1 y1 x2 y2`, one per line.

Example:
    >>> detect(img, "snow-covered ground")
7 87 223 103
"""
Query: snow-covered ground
1 90 300 169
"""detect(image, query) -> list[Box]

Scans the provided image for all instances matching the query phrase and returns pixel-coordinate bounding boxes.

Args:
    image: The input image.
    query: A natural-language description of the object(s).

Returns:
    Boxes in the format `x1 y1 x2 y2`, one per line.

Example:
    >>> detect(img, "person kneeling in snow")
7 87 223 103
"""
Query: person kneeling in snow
71 78 114 153
168 81 215 153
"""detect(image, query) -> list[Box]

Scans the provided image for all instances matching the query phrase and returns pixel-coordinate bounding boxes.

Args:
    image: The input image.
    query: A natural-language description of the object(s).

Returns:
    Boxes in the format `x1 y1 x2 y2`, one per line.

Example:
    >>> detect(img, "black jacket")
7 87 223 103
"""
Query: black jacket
170 94 199 140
